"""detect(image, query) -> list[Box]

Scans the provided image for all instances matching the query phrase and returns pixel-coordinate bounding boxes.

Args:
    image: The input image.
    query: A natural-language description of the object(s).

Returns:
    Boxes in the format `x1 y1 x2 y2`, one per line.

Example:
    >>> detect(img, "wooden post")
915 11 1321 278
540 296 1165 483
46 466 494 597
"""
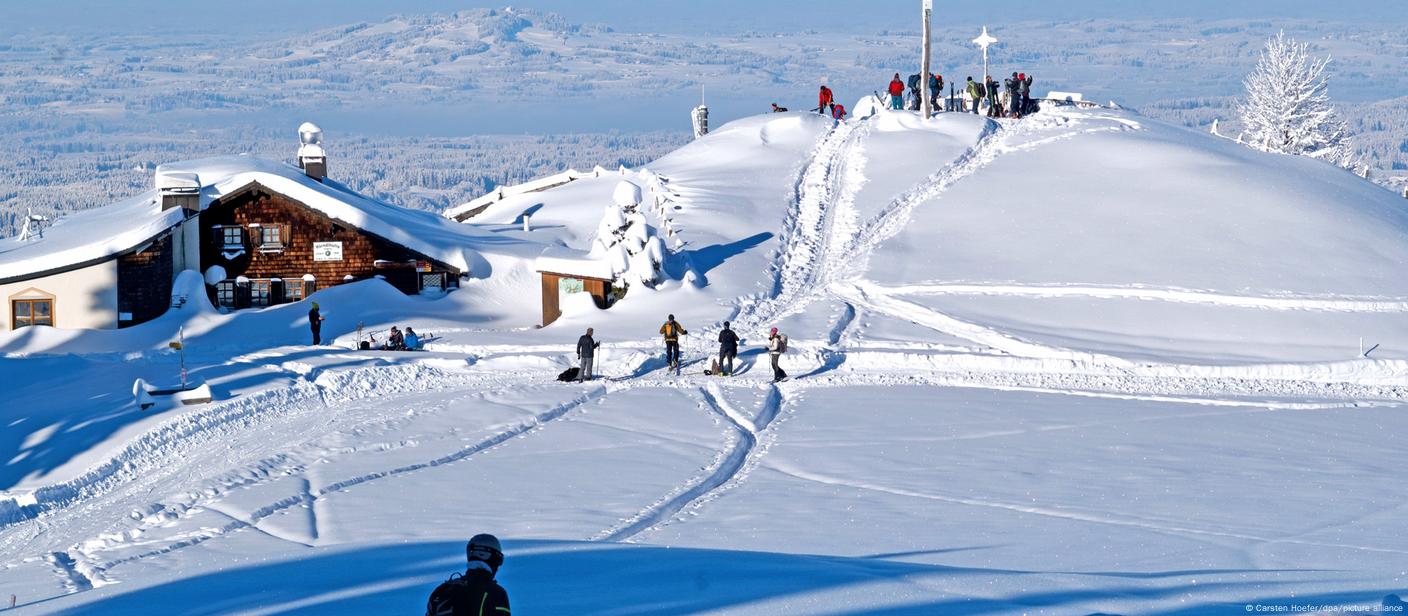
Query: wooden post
921 0 933 118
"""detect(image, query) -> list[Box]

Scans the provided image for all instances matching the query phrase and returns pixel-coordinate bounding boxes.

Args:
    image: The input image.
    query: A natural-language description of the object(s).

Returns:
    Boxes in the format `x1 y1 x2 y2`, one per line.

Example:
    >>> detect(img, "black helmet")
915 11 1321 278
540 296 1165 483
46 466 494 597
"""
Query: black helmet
467 533 504 572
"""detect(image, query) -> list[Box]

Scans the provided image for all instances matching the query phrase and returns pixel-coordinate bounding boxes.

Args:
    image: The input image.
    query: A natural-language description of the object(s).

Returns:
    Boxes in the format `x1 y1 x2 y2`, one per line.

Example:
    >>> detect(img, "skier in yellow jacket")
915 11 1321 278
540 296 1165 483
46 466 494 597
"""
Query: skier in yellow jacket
659 314 688 373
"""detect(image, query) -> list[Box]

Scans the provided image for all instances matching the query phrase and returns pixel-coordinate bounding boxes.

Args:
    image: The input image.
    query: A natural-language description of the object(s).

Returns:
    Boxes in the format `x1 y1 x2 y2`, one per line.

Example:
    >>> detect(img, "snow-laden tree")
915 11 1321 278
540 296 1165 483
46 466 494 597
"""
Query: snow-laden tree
590 181 666 288
1239 31 1355 168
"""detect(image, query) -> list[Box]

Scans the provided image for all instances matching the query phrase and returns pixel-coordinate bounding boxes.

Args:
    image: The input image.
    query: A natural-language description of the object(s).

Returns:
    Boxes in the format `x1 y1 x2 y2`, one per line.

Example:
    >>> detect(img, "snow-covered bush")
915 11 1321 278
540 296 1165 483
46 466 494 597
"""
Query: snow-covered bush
1238 31 1355 168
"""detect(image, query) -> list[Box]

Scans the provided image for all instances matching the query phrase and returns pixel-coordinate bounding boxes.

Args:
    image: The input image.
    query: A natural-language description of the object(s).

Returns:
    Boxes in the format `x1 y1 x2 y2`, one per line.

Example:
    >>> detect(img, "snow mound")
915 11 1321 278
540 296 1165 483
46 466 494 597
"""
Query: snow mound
875 107 1408 297
612 180 642 207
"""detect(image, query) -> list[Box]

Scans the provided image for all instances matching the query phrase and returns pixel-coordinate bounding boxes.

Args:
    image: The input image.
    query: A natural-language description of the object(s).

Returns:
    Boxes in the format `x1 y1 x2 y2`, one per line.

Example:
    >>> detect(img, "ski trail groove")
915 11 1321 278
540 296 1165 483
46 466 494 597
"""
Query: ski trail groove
710 120 867 349
869 281 1408 313
594 385 782 542
766 461 1408 556
47 551 94 593
6 382 607 585
312 385 608 497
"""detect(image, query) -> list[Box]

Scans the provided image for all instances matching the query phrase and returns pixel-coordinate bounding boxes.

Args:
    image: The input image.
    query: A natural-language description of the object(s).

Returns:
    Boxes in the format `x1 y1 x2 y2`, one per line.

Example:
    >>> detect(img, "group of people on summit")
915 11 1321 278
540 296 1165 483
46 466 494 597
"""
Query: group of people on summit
888 70 1037 117
573 316 789 383
776 70 1038 120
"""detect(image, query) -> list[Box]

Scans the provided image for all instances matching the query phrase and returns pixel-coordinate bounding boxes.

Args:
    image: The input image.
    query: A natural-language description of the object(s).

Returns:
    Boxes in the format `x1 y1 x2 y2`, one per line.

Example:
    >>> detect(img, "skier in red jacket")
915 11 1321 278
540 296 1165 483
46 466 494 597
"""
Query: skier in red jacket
817 85 834 115
887 73 905 110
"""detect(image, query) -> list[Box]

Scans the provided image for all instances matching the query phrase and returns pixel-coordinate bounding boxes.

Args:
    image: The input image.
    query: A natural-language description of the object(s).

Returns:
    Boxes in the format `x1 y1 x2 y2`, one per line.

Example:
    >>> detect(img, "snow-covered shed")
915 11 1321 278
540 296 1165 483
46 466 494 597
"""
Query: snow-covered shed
0 128 505 332
534 247 617 327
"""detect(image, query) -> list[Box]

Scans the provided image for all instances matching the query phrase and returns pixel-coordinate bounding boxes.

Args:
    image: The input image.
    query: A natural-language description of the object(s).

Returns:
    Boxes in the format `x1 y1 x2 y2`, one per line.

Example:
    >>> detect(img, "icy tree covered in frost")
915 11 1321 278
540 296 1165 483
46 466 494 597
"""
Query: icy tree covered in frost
1239 32 1354 168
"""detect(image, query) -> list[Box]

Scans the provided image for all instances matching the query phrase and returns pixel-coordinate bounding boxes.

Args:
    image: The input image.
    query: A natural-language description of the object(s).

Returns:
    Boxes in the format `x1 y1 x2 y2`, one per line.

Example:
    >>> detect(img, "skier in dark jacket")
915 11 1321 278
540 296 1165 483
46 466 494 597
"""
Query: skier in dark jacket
308 302 325 345
576 327 599 382
887 73 905 110
906 73 921 110
929 73 943 111
1005 72 1021 117
717 321 740 376
771 103 788 113
1025 73 1036 115
426 533 511 616
660 315 688 371
985 75 1002 117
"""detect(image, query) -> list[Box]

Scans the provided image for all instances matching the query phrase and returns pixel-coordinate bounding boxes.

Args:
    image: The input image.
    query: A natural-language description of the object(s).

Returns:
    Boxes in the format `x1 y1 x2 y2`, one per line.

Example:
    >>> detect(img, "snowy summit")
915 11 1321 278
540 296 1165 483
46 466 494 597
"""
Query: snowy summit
1 34 1407 616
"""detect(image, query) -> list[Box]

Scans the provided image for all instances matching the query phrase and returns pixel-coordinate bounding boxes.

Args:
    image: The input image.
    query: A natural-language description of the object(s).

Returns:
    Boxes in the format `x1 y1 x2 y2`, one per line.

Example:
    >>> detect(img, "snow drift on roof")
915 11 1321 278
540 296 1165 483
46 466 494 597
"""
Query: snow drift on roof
0 155 542 281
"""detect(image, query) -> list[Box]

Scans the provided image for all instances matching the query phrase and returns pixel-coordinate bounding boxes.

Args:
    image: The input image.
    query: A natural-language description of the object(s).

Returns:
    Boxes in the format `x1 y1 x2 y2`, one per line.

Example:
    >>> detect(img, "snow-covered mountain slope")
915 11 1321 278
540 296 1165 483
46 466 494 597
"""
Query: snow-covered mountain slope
3 106 1407 615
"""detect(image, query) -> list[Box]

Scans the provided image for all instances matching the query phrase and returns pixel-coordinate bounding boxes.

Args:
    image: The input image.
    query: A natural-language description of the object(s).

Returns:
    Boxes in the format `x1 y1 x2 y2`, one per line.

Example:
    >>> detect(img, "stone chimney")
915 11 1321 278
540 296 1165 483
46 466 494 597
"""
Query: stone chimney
297 122 327 182
154 169 201 214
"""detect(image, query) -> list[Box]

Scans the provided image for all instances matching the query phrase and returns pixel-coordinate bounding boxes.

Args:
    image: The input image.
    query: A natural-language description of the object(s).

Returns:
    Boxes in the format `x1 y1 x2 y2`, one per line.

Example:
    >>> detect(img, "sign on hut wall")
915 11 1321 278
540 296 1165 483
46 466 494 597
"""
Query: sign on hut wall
559 277 585 295
313 241 343 262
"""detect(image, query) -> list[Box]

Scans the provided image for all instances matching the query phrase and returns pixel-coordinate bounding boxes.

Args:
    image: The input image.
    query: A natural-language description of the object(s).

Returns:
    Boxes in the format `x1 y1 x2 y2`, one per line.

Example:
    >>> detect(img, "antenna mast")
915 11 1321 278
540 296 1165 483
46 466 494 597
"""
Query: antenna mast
921 0 933 117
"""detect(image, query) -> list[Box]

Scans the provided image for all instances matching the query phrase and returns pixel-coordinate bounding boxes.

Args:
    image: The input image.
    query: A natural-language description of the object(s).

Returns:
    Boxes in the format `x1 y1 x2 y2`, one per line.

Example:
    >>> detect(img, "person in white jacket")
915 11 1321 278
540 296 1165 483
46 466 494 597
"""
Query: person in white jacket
767 327 787 382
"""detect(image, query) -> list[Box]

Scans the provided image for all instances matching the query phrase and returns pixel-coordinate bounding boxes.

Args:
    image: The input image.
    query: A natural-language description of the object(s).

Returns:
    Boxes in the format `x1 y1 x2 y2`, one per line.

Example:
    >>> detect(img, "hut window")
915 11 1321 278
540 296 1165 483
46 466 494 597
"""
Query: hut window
215 281 236 307
221 226 243 248
249 280 272 306
258 225 285 251
284 280 305 302
11 298 54 329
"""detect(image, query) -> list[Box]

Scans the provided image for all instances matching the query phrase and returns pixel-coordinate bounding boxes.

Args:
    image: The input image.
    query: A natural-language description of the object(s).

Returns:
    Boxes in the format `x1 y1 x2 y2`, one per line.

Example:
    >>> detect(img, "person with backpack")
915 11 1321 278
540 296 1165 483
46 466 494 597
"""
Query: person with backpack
717 321 740 377
1002 72 1025 118
965 77 985 115
929 73 944 112
425 533 511 616
660 315 688 372
767 327 788 382
1025 73 1036 115
887 73 905 110
985 75 1002 117
817 85 834 115
906 73 921 110
831 103 847 121
576 327 599 382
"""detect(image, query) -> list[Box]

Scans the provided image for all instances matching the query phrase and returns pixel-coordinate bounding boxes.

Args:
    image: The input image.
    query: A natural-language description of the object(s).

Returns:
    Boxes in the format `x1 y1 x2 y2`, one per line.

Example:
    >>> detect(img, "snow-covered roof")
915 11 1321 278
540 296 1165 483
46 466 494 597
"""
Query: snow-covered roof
534 246 615 280
1 155 531 282
0 190 187 282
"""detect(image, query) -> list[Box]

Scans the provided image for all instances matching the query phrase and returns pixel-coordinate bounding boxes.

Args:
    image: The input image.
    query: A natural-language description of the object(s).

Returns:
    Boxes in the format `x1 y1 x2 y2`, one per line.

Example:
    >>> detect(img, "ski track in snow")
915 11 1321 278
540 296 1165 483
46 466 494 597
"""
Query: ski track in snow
594 384 783 542
874 281 1408 313
764 461 1408 557
0 368 613 587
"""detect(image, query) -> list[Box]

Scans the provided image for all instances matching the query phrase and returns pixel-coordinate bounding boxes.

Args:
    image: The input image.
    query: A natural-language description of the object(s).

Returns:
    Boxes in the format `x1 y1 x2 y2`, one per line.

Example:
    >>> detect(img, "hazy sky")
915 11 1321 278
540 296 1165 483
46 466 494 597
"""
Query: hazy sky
3 0 1404 36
